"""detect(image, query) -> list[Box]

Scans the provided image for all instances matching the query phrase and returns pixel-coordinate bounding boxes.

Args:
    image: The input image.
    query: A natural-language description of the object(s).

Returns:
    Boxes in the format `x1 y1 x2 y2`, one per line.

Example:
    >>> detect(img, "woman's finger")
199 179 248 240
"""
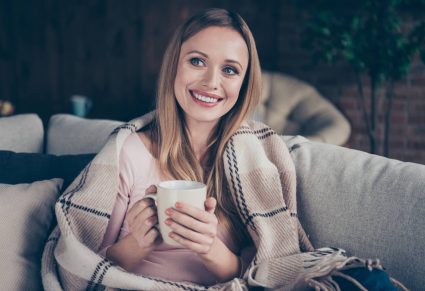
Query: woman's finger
130 217 157 247
168 232 210 254
134 215 158 238
204 197 217 214
166 208 216 237
145 185 157 194
126 198 154 224
134 206 157 226
174 202 216 224
144 224 161 243
165 218 213 245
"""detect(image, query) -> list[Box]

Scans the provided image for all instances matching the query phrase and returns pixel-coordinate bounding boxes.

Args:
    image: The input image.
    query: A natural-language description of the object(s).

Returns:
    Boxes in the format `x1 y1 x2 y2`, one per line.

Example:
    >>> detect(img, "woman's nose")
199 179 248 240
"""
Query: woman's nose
202 68 219 90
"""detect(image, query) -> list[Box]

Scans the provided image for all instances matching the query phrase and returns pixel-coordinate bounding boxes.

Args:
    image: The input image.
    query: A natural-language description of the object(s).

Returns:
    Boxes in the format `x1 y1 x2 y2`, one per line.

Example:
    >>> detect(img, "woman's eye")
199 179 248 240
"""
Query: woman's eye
223 66 238 75
190 57 204 67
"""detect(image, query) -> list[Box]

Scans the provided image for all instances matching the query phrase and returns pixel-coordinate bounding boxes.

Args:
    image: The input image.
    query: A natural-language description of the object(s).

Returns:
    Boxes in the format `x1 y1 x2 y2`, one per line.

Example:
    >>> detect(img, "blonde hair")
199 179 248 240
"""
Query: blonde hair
150 8 261 246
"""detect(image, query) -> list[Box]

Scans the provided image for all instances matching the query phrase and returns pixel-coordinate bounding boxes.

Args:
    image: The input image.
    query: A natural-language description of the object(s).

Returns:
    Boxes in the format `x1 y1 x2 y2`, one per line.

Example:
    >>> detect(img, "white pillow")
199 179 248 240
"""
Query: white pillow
0 114 44 153
47 114 123 155
0 179 63 291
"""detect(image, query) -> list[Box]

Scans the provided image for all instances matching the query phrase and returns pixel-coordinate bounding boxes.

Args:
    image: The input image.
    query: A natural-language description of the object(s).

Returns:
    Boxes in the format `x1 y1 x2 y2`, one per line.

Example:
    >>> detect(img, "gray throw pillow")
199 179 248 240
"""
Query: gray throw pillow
0 179 63 291
0 114 44 153
47 114 123 155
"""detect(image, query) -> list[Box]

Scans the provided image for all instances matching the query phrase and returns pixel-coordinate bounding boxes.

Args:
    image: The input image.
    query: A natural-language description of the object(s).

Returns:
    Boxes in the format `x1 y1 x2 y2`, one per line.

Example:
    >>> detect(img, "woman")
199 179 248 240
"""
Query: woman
42 8 401 291
99 8 258 285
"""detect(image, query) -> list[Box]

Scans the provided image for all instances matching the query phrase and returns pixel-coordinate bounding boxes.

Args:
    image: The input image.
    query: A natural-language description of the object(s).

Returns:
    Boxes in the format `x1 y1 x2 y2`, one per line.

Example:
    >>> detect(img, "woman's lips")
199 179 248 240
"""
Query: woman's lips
189 90 223 107
191 89 223 100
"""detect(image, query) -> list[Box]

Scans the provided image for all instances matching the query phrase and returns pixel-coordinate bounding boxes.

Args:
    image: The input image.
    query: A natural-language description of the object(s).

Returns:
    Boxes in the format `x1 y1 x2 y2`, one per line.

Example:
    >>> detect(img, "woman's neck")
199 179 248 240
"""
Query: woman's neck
186 120 218 162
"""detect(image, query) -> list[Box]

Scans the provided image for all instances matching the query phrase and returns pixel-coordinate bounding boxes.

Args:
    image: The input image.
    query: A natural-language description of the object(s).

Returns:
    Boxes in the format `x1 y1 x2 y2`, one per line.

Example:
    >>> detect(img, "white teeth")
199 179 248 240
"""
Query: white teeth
193 92 219 103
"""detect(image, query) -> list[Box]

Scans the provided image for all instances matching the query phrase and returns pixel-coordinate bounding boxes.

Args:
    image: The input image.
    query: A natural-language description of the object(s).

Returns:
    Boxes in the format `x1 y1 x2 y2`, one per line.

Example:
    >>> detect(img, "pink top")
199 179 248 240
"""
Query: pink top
99 133 254 286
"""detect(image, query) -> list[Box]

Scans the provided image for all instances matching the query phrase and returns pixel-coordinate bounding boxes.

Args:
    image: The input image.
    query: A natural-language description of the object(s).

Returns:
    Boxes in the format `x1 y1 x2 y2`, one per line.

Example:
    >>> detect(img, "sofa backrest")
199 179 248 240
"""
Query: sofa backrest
284 136 425 290
0 114 44 153
46 114 123 155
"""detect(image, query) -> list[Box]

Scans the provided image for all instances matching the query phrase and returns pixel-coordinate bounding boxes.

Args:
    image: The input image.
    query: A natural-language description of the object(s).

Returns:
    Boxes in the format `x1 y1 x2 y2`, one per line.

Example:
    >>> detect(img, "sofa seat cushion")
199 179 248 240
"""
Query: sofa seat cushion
284 136 425 290
47 114 123 155
0 114 44 153
0 179 63 291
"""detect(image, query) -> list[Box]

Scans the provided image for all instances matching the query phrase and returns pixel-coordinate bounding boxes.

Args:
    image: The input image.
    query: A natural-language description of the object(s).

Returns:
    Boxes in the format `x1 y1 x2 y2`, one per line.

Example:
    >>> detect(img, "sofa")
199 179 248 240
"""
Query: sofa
0 113 423 291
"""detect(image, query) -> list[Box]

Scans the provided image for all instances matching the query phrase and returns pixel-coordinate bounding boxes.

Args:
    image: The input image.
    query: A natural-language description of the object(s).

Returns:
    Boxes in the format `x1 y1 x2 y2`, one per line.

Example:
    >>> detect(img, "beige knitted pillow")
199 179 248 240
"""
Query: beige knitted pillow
0 179 62 291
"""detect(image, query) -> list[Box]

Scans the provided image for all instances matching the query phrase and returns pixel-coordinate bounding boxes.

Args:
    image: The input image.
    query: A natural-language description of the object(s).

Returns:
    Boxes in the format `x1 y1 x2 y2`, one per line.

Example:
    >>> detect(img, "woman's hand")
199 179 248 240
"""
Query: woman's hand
105 185 162 272
123 185 162 252
165 197 242 281
165 197 219 255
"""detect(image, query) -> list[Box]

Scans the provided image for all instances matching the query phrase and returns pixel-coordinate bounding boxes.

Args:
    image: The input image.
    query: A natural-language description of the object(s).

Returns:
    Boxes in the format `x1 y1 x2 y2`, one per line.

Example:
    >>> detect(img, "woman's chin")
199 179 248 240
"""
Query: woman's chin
185 114 221 126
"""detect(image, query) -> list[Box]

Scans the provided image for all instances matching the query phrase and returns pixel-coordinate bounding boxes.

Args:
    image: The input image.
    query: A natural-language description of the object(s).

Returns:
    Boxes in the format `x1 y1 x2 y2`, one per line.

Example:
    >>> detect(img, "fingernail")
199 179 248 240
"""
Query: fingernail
165 219 171 225
175 202 182 208
165 208 172 215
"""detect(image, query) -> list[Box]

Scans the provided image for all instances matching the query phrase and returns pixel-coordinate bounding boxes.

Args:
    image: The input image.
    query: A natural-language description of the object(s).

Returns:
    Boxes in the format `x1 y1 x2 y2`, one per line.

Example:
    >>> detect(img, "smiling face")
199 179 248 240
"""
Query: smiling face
174 26 249 131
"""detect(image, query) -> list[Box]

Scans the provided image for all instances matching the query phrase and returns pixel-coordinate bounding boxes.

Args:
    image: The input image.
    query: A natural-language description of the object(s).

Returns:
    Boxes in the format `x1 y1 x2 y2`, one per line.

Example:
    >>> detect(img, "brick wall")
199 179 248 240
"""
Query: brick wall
270 3 425 164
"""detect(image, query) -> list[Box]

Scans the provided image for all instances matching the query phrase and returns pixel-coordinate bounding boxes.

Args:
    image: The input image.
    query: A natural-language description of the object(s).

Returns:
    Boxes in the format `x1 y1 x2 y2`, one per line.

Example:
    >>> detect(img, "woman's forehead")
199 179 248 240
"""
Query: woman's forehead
181 26 249 66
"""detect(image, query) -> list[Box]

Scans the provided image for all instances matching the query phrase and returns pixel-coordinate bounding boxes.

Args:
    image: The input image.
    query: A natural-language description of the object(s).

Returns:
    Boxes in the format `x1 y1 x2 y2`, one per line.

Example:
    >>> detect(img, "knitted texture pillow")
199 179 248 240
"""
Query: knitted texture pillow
0 179 63 290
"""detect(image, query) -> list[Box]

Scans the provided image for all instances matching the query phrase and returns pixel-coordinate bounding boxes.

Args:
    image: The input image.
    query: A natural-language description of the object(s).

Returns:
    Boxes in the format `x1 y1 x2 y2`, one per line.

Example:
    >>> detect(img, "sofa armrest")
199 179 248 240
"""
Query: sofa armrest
285 136 425 290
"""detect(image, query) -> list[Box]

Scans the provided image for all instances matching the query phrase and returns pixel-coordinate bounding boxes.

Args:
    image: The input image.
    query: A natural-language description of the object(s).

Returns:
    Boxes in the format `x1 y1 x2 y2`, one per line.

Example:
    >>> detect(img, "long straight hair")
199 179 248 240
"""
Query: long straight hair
150 8 261 246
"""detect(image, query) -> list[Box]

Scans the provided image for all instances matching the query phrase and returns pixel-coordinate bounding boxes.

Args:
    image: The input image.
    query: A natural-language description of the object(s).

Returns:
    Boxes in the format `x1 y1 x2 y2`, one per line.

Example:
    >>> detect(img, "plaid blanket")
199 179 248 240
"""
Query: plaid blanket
41 112 396 291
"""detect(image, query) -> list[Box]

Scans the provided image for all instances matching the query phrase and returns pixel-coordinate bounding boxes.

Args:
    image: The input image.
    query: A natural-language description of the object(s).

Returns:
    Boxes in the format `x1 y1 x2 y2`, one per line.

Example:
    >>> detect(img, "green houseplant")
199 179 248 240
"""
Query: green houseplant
297 0 425 155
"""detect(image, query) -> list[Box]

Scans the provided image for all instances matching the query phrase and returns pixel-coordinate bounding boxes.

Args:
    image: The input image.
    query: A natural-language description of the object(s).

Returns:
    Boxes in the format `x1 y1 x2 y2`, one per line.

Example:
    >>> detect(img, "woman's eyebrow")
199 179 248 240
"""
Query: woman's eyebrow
186 50 209 58
225 59 243 70
186 50 243 70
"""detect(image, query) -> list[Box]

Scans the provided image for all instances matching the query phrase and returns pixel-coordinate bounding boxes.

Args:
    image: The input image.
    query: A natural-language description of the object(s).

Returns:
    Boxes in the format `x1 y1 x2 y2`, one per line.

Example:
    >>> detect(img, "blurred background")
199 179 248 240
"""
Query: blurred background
0 0 424 163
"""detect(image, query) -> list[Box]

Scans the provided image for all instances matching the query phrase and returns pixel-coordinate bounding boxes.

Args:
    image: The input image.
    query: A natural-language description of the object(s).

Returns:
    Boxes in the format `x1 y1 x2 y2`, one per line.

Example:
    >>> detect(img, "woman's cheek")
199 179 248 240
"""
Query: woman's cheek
227 81 243 99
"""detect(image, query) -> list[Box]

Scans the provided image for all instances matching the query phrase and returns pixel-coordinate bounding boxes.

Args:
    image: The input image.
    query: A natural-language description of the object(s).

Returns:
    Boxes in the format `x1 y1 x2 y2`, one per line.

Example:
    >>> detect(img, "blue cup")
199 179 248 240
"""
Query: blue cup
70 95 92 117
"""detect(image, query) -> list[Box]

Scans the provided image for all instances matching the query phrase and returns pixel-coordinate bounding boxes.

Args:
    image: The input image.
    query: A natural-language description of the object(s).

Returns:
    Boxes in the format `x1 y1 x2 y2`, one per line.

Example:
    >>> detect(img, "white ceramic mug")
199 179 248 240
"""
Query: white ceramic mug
144 180 207 246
